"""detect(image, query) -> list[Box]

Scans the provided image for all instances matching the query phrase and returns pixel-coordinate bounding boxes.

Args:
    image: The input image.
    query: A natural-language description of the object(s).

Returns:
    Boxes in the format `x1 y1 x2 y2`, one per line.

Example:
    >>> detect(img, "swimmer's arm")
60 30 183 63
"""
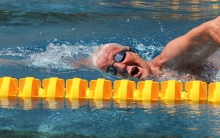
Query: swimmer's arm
65 57 94 69
151 16 220 68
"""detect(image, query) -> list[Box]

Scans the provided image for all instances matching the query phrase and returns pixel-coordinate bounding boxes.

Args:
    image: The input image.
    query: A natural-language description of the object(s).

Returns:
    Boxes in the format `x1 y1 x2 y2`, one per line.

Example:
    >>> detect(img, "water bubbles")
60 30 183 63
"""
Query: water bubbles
0 40 100 75
135 43 162 60
53 39 58 42
26 41 101 72
0 46 43 59
158 22 165 33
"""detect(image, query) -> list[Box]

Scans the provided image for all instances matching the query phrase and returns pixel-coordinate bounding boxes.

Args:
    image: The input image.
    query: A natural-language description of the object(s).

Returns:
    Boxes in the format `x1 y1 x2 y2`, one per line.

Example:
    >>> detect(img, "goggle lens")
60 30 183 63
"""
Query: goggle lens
107 66 117 75
106 49 134 75
114 50 127 62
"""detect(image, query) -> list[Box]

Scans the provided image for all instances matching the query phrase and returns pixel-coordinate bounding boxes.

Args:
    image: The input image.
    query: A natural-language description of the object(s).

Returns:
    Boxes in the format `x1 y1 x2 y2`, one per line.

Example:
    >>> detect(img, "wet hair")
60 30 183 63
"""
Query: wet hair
90 43 125 68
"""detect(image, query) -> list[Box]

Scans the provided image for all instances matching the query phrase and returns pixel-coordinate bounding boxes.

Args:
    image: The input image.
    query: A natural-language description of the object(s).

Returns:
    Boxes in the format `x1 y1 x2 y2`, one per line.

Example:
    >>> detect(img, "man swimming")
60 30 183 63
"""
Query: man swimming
90 16 220 80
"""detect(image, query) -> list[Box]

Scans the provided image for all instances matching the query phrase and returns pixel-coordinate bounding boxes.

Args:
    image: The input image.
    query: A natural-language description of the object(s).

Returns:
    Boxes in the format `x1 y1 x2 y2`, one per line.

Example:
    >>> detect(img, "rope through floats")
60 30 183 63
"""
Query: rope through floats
0 76 220 106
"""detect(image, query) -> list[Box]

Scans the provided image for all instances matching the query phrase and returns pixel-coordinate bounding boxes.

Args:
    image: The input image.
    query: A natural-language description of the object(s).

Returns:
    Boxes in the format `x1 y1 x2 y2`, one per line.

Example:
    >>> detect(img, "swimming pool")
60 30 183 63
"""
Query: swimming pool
1 0 220 137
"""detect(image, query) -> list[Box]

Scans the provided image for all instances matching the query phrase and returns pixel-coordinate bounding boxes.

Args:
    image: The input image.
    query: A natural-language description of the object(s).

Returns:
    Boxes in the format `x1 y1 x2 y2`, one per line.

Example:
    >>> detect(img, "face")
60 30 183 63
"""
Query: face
95 44 152 79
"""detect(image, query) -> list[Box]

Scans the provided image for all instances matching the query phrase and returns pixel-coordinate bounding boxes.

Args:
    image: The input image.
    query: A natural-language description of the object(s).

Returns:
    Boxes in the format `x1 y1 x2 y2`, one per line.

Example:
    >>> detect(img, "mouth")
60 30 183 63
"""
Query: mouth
131 67 140 78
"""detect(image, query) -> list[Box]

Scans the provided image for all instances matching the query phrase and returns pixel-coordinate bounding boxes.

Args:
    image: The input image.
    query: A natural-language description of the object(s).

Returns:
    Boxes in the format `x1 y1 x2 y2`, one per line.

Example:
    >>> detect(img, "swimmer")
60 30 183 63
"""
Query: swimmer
90 16 220 80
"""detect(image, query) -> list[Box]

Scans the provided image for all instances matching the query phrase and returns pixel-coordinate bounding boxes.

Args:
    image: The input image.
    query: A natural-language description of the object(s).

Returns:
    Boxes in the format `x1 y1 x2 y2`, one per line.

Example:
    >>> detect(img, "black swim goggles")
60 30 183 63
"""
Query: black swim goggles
106 49 135 76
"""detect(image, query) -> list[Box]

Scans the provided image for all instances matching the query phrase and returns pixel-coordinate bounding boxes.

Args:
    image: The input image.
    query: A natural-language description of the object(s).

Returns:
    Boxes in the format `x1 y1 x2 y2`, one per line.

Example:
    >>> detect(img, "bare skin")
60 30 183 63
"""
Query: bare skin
91 16 220 80
151 16 220 71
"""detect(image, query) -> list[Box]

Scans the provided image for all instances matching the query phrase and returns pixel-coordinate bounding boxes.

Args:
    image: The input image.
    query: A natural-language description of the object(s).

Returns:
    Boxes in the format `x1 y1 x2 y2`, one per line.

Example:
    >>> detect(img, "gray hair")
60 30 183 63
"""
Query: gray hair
90 43 125 68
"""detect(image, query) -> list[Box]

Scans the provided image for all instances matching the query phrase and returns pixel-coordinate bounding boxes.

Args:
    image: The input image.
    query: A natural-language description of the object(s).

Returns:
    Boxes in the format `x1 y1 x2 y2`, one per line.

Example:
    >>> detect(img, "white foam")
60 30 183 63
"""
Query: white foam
135 43 163 60
0 41 99 73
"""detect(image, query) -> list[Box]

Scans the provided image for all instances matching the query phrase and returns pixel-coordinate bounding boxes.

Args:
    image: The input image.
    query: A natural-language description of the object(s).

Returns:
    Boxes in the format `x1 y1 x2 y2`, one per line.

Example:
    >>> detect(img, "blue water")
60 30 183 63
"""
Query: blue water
1 0 220 137
1 102 220 137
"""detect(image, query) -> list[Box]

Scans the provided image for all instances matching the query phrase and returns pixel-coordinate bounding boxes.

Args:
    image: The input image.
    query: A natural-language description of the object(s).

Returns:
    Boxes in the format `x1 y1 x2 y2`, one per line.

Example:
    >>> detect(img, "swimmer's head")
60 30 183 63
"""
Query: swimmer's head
90 43 153 79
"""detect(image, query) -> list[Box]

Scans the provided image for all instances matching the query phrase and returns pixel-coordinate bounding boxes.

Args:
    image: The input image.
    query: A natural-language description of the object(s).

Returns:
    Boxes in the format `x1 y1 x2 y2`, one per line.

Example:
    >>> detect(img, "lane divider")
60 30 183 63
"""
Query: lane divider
0 76 220 105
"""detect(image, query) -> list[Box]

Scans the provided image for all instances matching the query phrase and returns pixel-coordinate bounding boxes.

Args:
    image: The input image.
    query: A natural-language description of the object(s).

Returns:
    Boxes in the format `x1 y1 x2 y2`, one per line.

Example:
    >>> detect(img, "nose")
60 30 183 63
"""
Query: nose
113 62 127 73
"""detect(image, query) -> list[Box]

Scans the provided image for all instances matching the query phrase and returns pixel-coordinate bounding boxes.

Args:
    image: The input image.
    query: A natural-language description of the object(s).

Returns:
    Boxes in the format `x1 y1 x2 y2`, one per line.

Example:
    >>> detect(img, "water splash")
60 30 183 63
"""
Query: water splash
0 38 219 82
135 43 163 61
0 41 99 74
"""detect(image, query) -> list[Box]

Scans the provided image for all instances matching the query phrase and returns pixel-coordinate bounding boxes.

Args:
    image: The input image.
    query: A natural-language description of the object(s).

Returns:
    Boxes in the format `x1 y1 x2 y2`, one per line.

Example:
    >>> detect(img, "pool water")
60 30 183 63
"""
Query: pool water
0 0 220 137
1 103 220 137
